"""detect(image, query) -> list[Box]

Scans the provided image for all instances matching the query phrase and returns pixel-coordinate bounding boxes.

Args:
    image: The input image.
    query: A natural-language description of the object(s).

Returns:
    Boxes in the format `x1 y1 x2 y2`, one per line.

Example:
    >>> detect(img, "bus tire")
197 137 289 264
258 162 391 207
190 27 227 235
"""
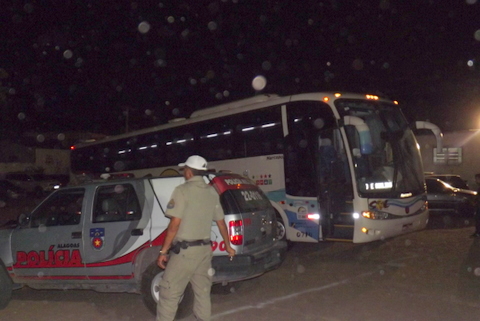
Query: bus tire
276 212 294 249
276 213 287 242
0 262 12 310
140 262 194 318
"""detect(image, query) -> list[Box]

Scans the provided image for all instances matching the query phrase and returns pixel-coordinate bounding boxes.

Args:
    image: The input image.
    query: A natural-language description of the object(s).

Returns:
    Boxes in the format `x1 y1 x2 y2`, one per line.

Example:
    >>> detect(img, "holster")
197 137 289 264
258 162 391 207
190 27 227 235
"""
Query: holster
170 241 188 254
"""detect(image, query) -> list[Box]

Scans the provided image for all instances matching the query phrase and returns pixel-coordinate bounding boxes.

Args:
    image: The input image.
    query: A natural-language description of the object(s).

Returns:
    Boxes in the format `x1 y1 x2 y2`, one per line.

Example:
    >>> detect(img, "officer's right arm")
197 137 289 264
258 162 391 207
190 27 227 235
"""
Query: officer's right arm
216 219 236 258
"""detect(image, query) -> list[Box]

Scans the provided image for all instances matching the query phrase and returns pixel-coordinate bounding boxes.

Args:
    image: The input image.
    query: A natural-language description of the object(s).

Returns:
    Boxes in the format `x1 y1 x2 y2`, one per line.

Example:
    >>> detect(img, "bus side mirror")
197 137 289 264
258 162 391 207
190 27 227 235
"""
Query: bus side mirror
343 116 373 155
414 121 443 156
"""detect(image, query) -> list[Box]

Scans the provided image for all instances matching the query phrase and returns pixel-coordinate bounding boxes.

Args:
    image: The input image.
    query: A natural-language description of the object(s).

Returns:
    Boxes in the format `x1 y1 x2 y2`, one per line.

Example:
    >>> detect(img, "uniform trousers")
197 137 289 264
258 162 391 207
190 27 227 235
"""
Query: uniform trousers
157 245 213 321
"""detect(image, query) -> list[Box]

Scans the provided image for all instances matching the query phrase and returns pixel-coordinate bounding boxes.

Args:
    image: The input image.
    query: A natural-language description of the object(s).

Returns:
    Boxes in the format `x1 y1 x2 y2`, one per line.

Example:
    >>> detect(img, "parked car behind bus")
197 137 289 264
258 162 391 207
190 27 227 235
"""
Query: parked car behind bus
4 172 61 197
425 178 477 217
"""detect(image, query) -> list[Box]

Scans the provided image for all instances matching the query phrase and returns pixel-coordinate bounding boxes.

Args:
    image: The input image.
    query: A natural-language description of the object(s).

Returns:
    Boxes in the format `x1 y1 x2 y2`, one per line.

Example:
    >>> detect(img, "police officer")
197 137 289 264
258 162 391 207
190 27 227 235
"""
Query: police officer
471 173 480 237
156 155 236 321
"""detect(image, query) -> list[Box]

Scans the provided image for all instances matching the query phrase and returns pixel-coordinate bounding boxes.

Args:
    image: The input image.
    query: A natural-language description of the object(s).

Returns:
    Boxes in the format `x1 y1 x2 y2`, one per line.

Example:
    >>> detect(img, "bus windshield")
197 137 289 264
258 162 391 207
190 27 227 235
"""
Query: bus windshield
336 99 424 198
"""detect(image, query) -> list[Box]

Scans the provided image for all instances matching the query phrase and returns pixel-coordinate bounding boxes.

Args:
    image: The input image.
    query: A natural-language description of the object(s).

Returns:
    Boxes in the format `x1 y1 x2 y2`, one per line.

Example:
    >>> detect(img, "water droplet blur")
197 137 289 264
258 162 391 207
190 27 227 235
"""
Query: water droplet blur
466 0 477 4
313 118 325 129
405 239 412 246
138 21 151 34
57 133 65 141
24 3 34 13
0 201 6 208
252 75 267 91
114 185 125 194
474 267 480 276
63 50 73 59
208 21 218 31
114 161 126 171
299 139 308 148
38 224 47 233
145 109 152 116
352 59 364 70
172 108 180 116
208 268 216 276
296 264 306 274
379 269 385 276
36 134 45 143
167 16 175 23
474 30 480 41
262 61 272 71
18 112 26 120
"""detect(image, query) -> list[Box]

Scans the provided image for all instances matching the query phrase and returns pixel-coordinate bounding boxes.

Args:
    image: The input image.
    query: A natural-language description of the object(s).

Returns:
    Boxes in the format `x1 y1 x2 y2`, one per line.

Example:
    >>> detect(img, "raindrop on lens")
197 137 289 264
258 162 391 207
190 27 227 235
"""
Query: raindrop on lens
57 133 65 141
138 21 151 34
114 185 125 194
208 268 216 276
36 134 45 143
208 21 218 31
113 161 126 171
38 224 47 233
313 118 325 129
63 50 73 59
18 112 26 120
252 75 267 91
296 264 306 274
474 267 480 276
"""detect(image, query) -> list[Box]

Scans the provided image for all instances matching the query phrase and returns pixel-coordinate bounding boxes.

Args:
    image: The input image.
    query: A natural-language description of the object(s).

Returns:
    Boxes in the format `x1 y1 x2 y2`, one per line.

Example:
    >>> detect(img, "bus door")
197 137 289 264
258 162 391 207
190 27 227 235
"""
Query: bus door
284 100 354 242
315 128 354 241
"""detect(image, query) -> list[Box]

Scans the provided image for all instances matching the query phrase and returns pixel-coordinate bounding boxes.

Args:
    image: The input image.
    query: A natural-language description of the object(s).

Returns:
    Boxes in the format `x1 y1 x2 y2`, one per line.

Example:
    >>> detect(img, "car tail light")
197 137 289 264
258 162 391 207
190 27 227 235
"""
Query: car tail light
229 220 243 245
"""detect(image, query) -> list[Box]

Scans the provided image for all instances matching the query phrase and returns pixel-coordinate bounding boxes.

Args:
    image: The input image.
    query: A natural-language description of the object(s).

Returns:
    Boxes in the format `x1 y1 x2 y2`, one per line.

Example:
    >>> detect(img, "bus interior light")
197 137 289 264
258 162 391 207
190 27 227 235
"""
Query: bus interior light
307 213 320 220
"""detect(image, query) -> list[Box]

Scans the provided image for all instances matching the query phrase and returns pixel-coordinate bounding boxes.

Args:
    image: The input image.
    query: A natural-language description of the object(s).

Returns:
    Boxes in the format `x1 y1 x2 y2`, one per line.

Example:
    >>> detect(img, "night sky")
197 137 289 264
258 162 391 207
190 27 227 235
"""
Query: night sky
2 0 480 144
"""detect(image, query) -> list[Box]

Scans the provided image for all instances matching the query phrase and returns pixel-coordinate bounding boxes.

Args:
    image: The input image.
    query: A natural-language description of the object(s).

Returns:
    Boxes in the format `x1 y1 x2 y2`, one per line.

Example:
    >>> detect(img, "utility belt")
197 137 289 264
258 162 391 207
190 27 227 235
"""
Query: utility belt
170 239 211 254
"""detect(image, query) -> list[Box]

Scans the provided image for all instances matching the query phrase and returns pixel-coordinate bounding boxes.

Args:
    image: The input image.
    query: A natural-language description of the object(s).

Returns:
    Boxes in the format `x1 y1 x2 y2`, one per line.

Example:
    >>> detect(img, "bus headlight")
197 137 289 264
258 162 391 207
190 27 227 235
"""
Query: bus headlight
362 211 390 220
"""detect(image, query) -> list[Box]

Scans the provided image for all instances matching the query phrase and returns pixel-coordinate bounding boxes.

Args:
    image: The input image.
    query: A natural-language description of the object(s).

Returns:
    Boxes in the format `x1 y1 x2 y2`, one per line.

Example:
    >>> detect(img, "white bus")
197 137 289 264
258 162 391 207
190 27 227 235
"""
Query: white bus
71 92 443 243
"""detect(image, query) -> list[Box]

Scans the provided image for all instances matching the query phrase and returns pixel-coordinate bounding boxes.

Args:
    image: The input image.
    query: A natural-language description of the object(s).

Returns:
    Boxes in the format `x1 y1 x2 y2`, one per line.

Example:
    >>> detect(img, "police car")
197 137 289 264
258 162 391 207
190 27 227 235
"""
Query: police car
0 172 287 318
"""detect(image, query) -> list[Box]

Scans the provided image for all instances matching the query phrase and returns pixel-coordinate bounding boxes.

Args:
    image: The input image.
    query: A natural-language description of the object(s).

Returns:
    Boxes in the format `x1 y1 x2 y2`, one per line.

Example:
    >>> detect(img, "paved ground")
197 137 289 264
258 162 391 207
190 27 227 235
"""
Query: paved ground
2 199 480 320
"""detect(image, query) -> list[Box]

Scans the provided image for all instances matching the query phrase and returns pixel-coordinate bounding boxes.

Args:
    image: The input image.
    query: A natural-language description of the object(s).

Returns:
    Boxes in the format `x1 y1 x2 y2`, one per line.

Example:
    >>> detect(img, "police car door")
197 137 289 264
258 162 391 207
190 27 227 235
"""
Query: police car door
82 182 147 278
11 188 86 279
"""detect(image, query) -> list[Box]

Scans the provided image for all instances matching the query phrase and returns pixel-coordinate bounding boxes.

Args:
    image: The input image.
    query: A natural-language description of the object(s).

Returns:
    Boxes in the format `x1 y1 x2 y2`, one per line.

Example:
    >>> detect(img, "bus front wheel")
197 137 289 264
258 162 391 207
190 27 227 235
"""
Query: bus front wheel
276 213 286 241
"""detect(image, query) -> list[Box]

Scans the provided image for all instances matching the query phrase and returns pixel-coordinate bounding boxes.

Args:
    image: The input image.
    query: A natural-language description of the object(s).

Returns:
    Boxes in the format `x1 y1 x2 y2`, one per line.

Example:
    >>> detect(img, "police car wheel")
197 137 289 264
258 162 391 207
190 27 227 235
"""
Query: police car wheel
141 262 194 318
0 262 13 309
